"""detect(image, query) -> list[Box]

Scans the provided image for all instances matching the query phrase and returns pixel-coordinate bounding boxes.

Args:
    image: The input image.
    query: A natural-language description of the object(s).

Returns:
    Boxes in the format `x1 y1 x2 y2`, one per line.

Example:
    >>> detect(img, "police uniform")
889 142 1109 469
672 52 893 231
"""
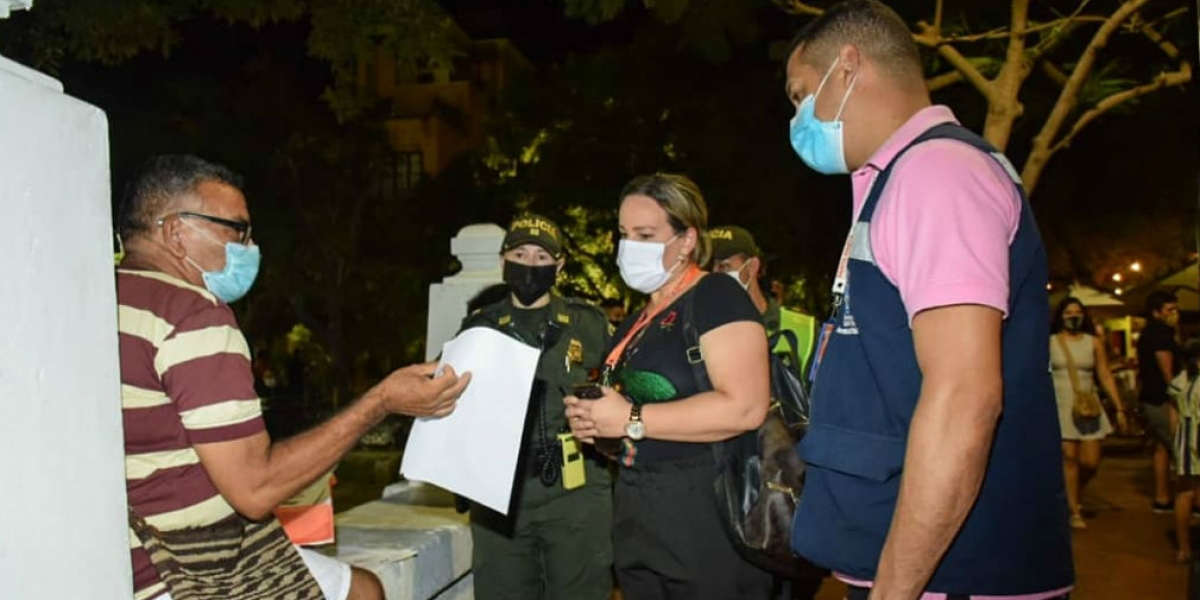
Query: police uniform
763 300 816 379
459 215 614 600
710 226 817 380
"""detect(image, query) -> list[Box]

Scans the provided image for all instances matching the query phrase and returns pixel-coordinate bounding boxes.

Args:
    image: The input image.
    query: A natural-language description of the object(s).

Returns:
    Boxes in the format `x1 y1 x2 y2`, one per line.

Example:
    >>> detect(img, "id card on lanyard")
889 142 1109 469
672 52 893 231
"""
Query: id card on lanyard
808 179 877 385
603 266 703 380
807 230 853 385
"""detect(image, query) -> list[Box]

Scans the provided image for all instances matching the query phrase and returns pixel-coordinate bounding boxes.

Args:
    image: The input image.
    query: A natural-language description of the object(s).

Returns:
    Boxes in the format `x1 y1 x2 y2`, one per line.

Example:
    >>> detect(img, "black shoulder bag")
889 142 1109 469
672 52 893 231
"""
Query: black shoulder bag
680 291 811 577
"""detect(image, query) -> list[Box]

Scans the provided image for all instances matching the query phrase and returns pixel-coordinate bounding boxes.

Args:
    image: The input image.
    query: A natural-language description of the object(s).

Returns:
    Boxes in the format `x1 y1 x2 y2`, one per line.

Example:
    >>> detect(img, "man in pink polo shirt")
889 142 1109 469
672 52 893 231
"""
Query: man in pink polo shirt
784 2 1074 600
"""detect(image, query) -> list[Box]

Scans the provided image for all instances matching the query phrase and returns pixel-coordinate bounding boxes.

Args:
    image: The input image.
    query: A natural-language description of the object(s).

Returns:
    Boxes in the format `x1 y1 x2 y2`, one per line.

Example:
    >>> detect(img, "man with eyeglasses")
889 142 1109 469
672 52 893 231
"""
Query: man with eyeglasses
115 154 470 600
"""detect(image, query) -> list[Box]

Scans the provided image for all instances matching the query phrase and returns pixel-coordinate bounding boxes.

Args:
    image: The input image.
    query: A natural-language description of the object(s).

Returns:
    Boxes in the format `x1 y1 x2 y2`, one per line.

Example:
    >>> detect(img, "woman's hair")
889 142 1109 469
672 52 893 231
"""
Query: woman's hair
1183 338 1200 380
1050 297 1096 336
619 173 712 267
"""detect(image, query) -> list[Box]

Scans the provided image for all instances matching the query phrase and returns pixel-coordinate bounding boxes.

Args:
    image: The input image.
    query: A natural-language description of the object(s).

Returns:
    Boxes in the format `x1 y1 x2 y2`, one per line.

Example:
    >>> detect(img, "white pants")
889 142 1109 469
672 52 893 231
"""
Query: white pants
156 547 352 600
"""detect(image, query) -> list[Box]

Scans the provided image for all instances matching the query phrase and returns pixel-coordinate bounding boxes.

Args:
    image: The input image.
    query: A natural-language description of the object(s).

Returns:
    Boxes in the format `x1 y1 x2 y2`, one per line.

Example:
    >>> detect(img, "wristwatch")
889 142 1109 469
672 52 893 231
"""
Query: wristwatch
625 403 646 441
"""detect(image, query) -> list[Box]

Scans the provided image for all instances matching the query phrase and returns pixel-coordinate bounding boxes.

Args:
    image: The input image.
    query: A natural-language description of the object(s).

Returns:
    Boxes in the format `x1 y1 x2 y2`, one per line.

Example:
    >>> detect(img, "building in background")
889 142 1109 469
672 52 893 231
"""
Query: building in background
359 21 530 199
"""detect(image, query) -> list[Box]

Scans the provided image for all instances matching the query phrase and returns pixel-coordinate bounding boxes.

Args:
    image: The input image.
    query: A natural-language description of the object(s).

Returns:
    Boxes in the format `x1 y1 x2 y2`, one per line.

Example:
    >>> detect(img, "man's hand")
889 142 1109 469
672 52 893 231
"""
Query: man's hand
371 362 471 418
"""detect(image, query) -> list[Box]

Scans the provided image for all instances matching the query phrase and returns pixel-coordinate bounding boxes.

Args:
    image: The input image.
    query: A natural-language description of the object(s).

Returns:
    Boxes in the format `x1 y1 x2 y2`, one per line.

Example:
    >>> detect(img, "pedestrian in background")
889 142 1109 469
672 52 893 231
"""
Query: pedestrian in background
1139 290 1182 513
1050 297 1129 529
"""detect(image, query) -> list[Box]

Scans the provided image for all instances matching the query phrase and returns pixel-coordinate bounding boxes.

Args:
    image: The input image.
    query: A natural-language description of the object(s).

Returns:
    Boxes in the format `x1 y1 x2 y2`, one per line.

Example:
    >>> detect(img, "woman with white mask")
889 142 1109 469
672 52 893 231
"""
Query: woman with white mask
565 173 773 599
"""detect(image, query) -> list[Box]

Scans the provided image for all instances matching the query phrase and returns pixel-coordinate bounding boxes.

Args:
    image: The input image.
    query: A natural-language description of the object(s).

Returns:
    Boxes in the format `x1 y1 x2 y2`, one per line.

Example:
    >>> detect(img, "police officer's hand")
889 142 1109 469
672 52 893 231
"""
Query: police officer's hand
564 386 630 442
372 362 471 418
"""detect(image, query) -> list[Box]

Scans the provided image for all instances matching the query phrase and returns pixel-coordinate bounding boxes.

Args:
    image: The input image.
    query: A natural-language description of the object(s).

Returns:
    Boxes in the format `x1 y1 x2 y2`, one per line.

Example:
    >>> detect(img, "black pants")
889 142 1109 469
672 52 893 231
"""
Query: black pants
614 453 773 600
847 587 1070 600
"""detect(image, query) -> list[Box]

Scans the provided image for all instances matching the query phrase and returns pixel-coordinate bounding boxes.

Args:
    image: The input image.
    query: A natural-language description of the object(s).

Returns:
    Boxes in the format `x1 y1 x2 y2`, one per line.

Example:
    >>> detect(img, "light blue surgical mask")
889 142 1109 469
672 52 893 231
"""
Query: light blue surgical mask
790 60 858 175
184 221 261 304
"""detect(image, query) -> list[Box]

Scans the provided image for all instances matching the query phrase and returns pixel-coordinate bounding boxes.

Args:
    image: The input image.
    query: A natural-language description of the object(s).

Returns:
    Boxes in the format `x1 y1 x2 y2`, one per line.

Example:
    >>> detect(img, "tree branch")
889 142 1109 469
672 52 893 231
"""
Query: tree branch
1003 0 1033 81
926 16 1107 45
1140 16 1183 61
775 0 823 17
915 23 997 102
926 70 965 92
1041 61 1070 87
1030 0 1154 161
1050 65 1193 155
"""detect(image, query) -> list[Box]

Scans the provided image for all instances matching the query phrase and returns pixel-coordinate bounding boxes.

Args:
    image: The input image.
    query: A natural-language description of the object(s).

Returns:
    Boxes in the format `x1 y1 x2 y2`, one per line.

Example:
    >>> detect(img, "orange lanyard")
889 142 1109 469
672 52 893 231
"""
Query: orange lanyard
605 265 703 369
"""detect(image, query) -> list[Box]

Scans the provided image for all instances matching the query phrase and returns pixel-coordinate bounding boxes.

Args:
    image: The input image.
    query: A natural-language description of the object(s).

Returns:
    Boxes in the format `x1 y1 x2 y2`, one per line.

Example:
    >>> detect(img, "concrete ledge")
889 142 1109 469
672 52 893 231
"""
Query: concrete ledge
333 482 473 600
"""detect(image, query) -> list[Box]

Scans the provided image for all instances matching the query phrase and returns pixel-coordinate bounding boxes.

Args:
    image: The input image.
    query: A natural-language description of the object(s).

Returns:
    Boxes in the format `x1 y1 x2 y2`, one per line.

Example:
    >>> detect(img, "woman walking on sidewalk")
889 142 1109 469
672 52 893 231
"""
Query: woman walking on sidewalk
1050 298 1129 529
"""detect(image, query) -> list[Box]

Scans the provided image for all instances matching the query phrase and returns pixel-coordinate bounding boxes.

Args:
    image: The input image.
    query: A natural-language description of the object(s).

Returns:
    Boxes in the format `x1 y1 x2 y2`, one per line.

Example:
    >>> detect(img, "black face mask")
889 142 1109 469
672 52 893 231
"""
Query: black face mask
504 261 558 306
1063 316 1085 332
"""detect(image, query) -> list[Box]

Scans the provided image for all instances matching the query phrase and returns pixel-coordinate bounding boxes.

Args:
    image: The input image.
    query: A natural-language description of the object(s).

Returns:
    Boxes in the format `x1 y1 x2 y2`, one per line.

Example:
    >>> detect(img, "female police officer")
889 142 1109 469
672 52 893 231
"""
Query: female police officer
458 214 614 600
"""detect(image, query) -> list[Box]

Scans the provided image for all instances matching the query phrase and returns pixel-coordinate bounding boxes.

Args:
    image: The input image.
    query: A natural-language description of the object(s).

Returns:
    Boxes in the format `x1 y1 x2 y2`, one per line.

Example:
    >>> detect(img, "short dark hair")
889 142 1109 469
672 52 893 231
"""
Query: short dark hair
118 154 244 240
1146 290 1178 315
788 0 922 83
1050 297 1095 336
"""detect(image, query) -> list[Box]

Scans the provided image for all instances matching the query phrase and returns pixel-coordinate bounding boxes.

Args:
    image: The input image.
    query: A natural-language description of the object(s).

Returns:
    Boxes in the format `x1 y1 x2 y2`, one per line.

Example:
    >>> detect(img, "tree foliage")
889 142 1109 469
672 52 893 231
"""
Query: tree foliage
567 0 1195 194
0 0 458 120
431 24 842 314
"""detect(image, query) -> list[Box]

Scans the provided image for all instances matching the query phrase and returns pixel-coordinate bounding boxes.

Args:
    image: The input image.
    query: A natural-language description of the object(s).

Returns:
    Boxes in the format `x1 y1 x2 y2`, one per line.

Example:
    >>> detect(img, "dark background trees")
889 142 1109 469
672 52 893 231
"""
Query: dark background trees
2 0 1195 419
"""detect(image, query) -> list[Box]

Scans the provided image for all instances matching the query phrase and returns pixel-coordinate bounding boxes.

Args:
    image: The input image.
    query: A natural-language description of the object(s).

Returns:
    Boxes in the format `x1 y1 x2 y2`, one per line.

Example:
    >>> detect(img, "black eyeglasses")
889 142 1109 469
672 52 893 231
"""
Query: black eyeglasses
160 211 252 244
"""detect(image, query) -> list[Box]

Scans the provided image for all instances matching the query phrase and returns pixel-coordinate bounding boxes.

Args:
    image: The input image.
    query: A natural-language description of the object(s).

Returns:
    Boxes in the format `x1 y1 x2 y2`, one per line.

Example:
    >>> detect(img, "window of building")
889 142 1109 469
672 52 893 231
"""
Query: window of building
372 151 424 200
396 151 423 190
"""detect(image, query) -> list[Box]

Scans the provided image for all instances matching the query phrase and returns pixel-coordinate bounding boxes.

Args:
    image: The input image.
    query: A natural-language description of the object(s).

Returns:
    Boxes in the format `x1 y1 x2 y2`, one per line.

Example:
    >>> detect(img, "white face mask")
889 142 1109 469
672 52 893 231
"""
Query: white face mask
725 260 751 290
617 235 681 294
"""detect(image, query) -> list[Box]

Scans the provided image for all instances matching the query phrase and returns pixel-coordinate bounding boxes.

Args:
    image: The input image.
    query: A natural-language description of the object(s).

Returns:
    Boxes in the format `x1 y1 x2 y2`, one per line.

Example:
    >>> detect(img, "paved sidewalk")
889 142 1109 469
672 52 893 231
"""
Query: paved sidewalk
812 437 1189 599
1068 437 1188 599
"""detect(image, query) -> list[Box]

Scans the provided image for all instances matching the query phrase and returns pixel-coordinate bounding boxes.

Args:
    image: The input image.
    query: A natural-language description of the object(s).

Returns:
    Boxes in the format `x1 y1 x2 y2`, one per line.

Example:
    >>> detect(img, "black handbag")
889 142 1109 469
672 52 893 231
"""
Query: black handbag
682 294 811 577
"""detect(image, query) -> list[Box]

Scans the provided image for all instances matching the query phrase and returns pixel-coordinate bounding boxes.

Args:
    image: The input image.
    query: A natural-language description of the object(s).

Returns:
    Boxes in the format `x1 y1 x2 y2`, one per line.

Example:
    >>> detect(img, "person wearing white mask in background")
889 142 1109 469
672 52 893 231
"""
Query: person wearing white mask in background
711 226 819 385
564 173 773 599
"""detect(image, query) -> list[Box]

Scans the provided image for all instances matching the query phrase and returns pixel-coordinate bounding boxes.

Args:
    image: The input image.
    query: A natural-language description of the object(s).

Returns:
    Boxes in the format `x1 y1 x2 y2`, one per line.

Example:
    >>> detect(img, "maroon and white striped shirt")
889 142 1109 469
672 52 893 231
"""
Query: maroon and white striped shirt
118 269 265 599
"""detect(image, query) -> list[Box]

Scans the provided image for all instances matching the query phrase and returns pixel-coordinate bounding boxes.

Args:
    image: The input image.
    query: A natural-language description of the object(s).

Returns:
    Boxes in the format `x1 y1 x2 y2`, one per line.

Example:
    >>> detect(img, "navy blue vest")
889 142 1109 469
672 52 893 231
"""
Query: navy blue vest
792 124 1074 594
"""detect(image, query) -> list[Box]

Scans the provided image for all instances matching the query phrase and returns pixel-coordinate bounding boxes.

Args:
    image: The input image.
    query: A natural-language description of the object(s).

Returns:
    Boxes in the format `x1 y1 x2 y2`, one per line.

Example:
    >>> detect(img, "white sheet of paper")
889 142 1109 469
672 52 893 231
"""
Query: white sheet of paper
400 327 539 515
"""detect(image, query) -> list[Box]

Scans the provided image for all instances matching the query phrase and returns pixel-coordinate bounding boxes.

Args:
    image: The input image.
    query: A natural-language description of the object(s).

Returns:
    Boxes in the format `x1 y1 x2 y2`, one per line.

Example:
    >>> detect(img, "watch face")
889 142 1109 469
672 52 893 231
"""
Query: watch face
625 420 646 441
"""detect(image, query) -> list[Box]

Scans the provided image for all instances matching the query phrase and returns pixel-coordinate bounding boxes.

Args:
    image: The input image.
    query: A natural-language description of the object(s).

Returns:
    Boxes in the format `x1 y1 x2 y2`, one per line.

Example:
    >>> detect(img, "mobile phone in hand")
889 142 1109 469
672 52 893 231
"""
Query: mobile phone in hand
573 382 604 400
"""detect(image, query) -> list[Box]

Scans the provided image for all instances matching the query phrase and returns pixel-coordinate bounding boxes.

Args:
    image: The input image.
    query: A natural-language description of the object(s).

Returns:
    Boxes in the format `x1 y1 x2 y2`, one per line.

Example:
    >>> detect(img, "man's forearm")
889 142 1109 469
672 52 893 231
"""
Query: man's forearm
870 389 1000 600
258 391 389 511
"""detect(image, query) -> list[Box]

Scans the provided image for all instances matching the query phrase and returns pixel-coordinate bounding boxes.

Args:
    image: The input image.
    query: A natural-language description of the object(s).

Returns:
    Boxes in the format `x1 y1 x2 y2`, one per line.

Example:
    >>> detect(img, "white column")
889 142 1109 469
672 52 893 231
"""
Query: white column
424 224 505 360
0 0 32 18
0 51 129 598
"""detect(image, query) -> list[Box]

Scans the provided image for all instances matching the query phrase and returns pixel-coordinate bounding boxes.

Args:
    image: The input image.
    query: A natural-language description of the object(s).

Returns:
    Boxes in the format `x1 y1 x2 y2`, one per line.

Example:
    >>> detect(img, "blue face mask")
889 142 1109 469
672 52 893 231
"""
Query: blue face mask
789 60 858 175
184 222 261 304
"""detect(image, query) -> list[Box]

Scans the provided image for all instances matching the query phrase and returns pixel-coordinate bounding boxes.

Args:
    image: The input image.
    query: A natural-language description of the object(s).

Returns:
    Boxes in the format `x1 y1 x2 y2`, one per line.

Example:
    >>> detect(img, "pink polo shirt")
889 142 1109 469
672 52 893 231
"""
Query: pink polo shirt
837 106 1072 600
852 105 1019 323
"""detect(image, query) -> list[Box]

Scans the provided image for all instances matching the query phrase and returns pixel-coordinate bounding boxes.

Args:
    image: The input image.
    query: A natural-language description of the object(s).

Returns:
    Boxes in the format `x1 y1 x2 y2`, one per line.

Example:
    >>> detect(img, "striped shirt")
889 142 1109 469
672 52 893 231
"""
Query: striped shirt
117 269 265 599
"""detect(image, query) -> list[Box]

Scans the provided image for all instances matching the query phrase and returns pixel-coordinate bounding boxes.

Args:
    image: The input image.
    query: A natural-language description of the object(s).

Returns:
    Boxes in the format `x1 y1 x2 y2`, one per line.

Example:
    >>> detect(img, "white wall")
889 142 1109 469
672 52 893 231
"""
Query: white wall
0 54 130 598
425 224 505 360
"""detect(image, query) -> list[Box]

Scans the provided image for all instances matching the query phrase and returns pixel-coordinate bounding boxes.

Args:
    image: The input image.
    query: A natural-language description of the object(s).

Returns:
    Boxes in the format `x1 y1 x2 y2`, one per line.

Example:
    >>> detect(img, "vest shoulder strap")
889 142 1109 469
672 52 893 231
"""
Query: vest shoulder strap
859 122 1027 224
